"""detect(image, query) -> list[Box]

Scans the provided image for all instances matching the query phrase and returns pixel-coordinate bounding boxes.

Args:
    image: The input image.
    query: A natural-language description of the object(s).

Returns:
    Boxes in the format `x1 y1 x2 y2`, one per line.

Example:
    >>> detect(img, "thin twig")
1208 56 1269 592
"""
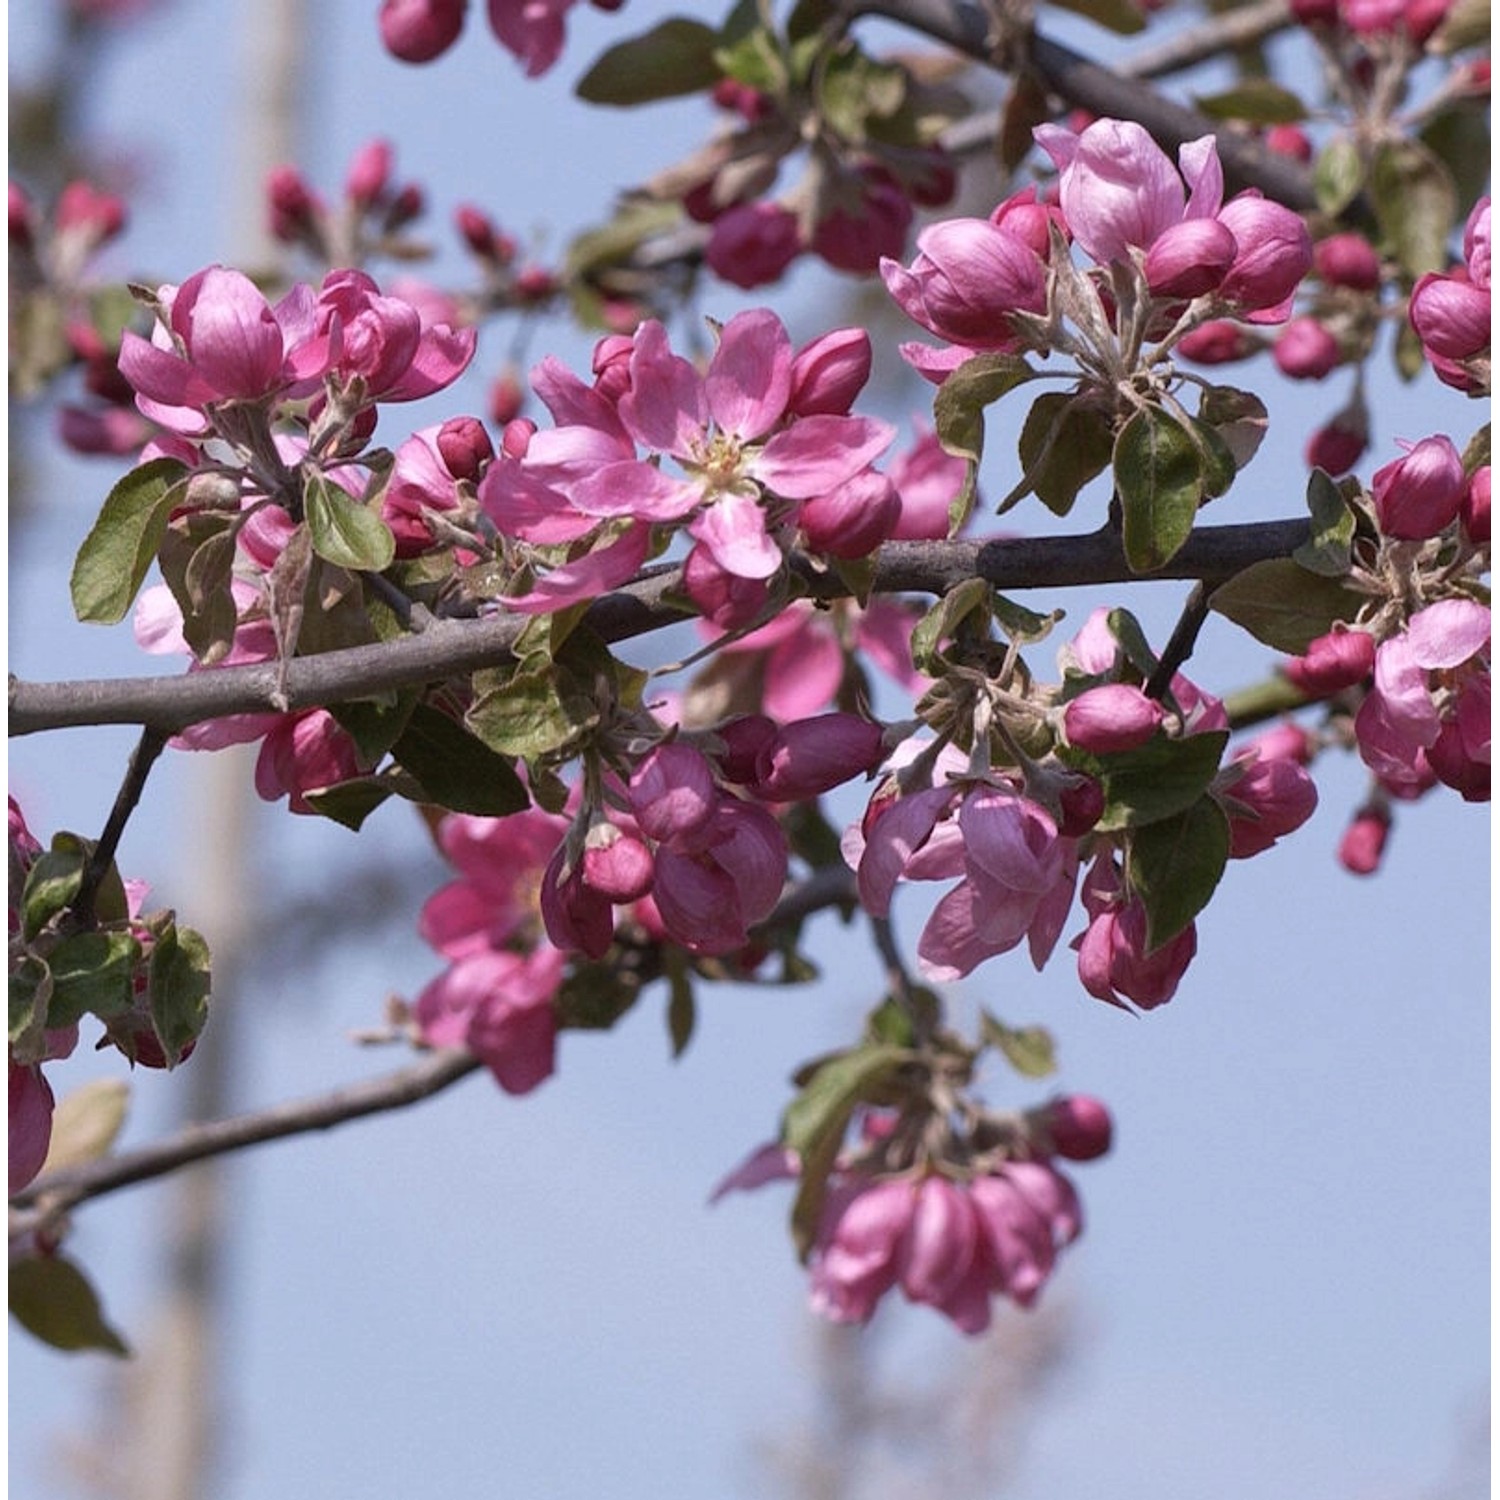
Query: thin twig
1143 582 1213 701
73 727 166 928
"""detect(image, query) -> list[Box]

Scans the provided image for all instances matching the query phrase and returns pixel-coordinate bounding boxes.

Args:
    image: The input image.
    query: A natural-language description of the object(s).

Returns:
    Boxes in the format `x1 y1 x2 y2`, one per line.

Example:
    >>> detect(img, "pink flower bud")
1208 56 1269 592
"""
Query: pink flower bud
582 823 655 902
1061 684 1164 754
716 715 779 785
1144 217 1237 299
379 0 467 62
1408 271 1491 360
1402 0 1451 43
1222 753 1319 857
345 139 393 208
1055 772 1106 836
754 714 886 801
55 179 127 244
1176 319 1259 363
488 369 525 425
1273 316 1341 379
1305 410 1368 475
1426 713 1490 800
1036 1095 1114 1160
1242 720 1316 765
435 414 494 481
787 327 872 417
1371 434 1466 539
1464 197 1490 288
989 185 1066 260
798 469 900 558
9 1062 55 1196
1290 0 1339 24
1284 629 1375 696
9 180 35 249
455 203 502 259
1265 124 1313 163
384 182 425 232
1338 803 1389 875
267 165 319 243
1215 194 1313 317
681 542 771 629
514 265 558 303
880 218 1046 348
898 1177 978 1308
1315 232 1382 291
1461 465 1490 543
704 201 802 290
812 175 912 274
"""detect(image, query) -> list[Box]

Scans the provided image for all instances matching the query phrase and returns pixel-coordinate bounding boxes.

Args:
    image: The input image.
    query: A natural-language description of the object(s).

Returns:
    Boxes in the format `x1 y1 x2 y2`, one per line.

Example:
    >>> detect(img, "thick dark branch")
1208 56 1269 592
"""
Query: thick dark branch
854 0 1317 209
8 520 1309 738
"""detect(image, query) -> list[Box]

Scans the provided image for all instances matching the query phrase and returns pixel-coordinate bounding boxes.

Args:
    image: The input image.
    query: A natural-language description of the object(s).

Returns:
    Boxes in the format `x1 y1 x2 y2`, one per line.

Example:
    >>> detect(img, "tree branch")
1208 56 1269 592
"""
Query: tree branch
8 520 1309 738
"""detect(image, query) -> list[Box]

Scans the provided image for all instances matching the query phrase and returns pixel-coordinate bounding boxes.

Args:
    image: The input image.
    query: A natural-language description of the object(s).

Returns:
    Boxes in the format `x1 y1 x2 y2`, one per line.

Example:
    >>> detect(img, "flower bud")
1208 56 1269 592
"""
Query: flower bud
435 414 494 481
1061 684 1164 754
798 469 900 559
1408 271 1491 360
1176 319 1259 363
1464 197 1490 288
1460 465 1490 543
345 139 392 208
1215 194 1313 317
379 0 466 62
715 715 779 785
1314 231 1381 291
754 713 886 801
1265 124 1313 163
1055 772 1106 836
628 744 717 843
1338 803 1389 875
812 175 912 274
1283 629 1375 697
1273 316 1341 379
9 180 35 250
55 180 127 244
1223 753 1318 857
1305 406 1368 474
704 201 802 290
1144 217 1237 299
581 823 655 902
1035 1094 1114 1160
787 327 872 417
488 368 525 425
1290 0 1339 23
1371 434 1466 539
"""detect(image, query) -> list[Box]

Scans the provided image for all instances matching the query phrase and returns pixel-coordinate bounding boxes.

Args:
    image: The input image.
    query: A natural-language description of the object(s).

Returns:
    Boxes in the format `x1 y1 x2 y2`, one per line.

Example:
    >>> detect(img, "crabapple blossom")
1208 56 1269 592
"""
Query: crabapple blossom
1273 316 1341 379
1314 232 1382 291
1338 803 1391 874
1284 628 1376 697
1217 739 1319 858
1370 435 1466 539
1073 856 1197 1010
1060 683 1164 754
1461 466 1490 543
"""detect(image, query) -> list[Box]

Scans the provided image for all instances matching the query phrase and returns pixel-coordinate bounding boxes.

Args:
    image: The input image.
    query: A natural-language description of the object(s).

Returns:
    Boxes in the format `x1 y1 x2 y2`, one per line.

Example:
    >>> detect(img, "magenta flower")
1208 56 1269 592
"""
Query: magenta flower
1283 628 1376 697
1370 435 1466 540
379 0 467 61
705 201 803 290
1060 683 1164 754
1073 856 1196 1010
1218 744 1318 858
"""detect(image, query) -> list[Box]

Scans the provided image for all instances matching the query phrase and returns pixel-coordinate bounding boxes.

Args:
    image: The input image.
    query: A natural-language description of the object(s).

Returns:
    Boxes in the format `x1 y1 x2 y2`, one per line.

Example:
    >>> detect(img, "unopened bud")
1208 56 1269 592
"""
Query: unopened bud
435 415 494 481
1283 629 1375 697
1338 803 1389 875
345 139 393 208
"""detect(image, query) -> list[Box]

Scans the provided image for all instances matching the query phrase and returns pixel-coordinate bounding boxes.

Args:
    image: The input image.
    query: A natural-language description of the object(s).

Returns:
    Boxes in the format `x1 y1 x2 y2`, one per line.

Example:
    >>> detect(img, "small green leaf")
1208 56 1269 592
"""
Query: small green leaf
1193 80 1308 125
301 777 397 831
933 352 1037 528
466 667 597 760
979 1011 1058 1078
666 952 696 1059
1313 136 1365 217
304 473 395 573
329 692 419 764
42 1080 131 1174
1294 469 1356 577
70 457 191 623
556 961 642 1031
1080 730 1231 833
1428 0 1490 53
712 23 787 93
20 843 88 941
1103 608 1160 680
865 990 939 1047
1185 416 1238 501
9 1255 130 1356
1197 385 1269 471
1210 558 1366 653
9 954 53 1055
1418 102 1492 219
391 703 530 816
576 18 723 105
1014 391 1114 517
1114 405 1206 572
1127 796 1231 951
44 930 141 1030
144 922 212 1068
817 48 907 144
991 593 1064 645
910 576 992 672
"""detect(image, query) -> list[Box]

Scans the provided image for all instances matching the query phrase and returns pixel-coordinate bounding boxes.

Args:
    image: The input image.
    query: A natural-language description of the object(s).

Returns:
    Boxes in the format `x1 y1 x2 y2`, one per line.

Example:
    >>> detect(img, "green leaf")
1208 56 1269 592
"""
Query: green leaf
20 843 88 941
1294 469 1356 577
783 1044 911 1259
817 47 907 144
1014 392 1114 517
1114 405 1206 572
391 703 530 816
1044 0 1146 33
712 23 787 94
1081 730 1231 833
556 961 642 1031
992 593 1064 645
910 576 992 672
9 954 53 1055
1127 796 1231 951
41 1079 131 1175
665 952 696 1059
1371 138 1458 279
1197 385 1269 471
1185 416 1238 501
576 18 723 105
304 473 396 573
865 990 939 1047
466 666 597 760
1418 102 1491 224
44 931 141 1030
144 922 212 1068
9 1255 130 1356
1313 136 1365 218
301 777 397 831
1210 558 1365 653
1102 608 1160 681
933 352 1037 529
979 1011 1057 1078
1428 0 1489 52
70 457 190 623
329 691 419 764
1193 80 1308 124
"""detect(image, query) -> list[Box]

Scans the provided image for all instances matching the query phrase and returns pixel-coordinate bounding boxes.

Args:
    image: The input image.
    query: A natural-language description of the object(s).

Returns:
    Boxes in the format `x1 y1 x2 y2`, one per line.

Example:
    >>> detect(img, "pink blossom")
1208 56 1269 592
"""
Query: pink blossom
888 421 968 539
1464 197 1491 288
414 946 564 1093
1176 319 1259 363
811 173 913 274
1305 409 1368 474
1338 803 1390 875
798 468 901 558
1060 683 1164 754
486 0 578 77
704 201 803 289
628 743 718 843
1214 193 1313 319
1314 232 1382 291
1461 466 1490 543
786 327 873 417
1284 628 1376 697
1370 435 1466 539
1218 745 1319 858
1273 316 1341 379
1073 856 1196 1009
379 0 467 61
1033 1095 1114 1160
252 710 365 814
1408 270 1491 361
751 713 885 801
1144 216 1238 298
9 1060 55 1195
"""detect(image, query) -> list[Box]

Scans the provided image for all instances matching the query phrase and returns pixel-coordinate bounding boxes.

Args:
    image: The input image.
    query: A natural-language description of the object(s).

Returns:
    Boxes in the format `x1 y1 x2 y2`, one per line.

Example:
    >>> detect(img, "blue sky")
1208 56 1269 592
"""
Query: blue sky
8 3 1489 1497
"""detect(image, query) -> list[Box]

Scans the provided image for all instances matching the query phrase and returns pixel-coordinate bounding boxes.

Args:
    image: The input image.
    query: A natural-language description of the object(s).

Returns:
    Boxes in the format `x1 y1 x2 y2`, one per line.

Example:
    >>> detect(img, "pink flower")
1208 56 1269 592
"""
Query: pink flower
1338 803 1390 875
9 1060 55 1195
1408 271 1491 361
1314 232 1382 291
379 0 467 61
1273 316 1341 379
486 0 578 78
811 173 913 274
888 421 968 539
414 946 564 1093
1218 745 1319 858
1305 408 1368 474
1143 216 1238 298
1461 466 1490 543
1060 683 1164 754
704 202 803 289
1214 193 1313 319
1032 1095 1114 1160
750 713 885 801
1284 628 1376 697
1371 435 1466 539
786 328 872 417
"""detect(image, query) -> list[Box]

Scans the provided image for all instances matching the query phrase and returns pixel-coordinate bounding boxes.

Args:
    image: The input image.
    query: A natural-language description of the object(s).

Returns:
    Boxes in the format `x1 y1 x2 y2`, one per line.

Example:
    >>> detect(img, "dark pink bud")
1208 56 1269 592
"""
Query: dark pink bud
1305 408 1368 475
488 369 525 425
500 416 535 460
514 266 557 303
1460 465 1490 543
379 0 467 62
682 542 770 629
456 203 501 259
384 183 425 232
1403 0 1451 43
581 824 655 902
1265 124 1313 163
705 201 802 290
1176 319 1259 363
267 165 319 243
1273 316 1341 379
1055 772 1106 836
56 180 126 244
435 415 494 481
1290 0 1339 23
540 844 615 958
1314 232 1381 291
1284 629 1376 697
787 327 872 417
1371 434 1466 539
1061 684 1164 754
989 185 1066 260
798 469 900 559
907 149 958 208
716 716 779 785
1426 716 1490 801
1242 720 1315 765
1036 1094 1114 1160
753 714 885 801
1145 217 1238 299
1215 194 1313 316
345 139 393 208
9 180 34 249
1338 803 1389 875
1408 271 1491 360
813 175 913 274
